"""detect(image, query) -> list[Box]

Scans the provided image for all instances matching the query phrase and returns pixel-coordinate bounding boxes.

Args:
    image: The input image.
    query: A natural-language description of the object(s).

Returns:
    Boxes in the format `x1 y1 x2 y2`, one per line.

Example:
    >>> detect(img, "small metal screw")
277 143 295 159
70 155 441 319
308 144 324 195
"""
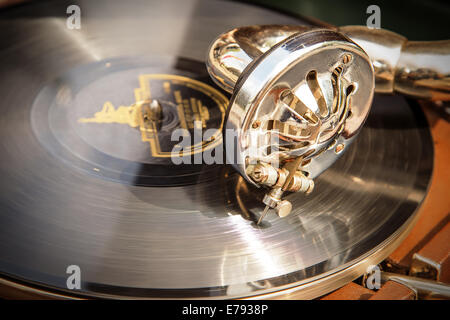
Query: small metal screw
335 143 345 154
276 200 292 218
342 53 352 64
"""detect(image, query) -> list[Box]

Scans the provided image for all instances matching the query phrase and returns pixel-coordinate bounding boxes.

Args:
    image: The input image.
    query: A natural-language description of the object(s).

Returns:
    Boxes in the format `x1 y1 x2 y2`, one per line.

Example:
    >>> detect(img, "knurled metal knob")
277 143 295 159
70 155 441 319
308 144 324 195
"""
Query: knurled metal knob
275 200 292 218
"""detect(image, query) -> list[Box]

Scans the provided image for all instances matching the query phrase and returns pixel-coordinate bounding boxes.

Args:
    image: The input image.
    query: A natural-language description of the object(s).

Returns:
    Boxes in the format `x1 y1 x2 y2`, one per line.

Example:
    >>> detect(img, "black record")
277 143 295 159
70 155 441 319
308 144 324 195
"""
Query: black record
0 0 433 299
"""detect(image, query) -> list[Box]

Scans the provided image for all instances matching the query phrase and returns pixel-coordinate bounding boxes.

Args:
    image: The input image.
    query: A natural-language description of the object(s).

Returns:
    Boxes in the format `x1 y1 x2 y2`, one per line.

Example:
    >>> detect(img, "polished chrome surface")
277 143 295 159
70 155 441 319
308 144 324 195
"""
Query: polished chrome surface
207 24 447 221
208 26 374 219
395 40 450 101
207 25 309 94
208 24 450 101
339 26 450 101
220 28 374 185
380 272 450 299
338 26 407 94
0 0 433 299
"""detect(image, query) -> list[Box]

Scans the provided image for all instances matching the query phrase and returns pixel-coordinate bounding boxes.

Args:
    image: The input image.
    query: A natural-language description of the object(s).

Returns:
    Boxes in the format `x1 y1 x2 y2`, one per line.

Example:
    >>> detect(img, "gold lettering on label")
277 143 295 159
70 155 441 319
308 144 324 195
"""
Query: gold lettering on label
77 74 227 157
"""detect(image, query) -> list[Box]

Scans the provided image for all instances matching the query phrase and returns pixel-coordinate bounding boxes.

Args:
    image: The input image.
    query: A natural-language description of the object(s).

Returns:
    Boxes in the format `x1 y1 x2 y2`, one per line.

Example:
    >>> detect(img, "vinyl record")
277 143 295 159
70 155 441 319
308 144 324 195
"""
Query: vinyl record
0 0 433 299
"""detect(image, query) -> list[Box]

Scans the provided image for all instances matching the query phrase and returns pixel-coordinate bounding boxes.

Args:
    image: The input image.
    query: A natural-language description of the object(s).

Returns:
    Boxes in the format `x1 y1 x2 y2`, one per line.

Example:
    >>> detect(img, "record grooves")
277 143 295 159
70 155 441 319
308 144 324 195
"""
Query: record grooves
0 0 433 299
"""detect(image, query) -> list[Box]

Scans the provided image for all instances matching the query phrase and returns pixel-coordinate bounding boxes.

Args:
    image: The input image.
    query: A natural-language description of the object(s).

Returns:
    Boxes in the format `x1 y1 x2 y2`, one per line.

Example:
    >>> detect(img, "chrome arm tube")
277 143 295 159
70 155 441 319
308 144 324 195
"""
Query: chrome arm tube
338 26 450 101
206 24 448 222
380 272 450 299
207 25 450 101
207 25 308 94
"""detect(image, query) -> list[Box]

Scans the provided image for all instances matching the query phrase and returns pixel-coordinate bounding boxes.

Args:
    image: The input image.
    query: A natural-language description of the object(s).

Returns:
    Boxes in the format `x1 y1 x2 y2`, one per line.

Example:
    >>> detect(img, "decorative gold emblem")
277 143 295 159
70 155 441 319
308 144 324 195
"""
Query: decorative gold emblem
78 74 228 157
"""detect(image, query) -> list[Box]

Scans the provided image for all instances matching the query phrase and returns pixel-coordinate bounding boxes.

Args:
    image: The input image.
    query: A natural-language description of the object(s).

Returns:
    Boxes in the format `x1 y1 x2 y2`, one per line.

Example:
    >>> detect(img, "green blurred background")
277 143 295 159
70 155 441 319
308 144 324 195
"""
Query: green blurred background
244 0 449 41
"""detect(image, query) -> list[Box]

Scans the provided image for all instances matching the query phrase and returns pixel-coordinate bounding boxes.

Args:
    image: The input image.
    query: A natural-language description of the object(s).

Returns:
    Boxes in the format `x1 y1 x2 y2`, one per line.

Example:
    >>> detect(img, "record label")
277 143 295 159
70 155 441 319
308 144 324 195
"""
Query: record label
31 57 228 186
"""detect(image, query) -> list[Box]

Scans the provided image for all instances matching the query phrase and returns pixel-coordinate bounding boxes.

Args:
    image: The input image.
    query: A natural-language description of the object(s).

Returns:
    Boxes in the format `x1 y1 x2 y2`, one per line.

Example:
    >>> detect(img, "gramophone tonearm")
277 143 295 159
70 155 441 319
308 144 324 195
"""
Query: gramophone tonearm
206 25 450 223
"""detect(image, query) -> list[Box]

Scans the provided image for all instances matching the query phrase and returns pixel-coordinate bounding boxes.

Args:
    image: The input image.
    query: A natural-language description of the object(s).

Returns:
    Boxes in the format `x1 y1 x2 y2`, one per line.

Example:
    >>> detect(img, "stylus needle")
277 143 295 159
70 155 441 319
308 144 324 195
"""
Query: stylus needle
257 205 270 225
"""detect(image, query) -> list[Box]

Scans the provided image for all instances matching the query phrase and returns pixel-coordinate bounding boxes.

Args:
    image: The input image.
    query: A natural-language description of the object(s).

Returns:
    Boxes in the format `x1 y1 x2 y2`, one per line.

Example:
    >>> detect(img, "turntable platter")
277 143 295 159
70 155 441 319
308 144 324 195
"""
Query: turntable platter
0 0 433 299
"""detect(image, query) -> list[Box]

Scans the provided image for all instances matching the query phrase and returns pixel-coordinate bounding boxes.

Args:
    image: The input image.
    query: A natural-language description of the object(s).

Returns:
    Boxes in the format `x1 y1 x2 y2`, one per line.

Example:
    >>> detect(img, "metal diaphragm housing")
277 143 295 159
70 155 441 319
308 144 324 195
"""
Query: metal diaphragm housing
219 29 374 186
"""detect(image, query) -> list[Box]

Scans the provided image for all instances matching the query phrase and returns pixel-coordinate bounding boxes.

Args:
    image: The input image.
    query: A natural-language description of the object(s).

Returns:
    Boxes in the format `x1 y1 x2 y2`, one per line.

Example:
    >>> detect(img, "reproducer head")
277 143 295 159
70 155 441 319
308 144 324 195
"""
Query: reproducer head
207 25 450 223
